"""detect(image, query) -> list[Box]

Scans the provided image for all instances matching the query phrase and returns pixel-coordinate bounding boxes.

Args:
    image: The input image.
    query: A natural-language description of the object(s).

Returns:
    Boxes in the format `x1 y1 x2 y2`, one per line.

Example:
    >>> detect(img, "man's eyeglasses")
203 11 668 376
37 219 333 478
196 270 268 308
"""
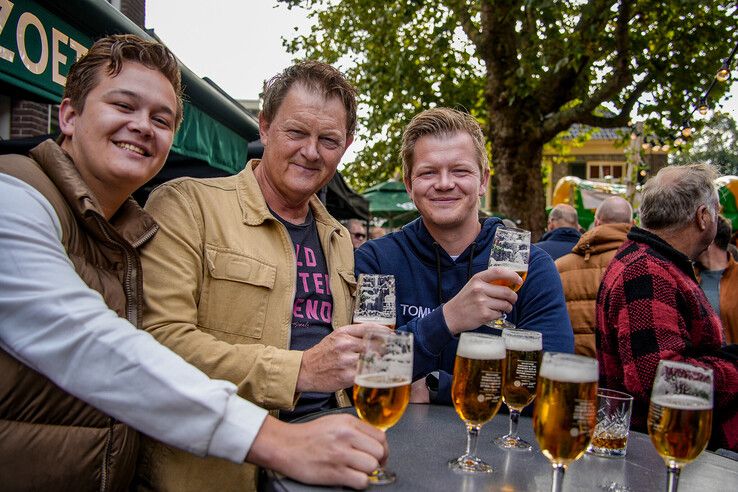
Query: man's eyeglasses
352 232 367 240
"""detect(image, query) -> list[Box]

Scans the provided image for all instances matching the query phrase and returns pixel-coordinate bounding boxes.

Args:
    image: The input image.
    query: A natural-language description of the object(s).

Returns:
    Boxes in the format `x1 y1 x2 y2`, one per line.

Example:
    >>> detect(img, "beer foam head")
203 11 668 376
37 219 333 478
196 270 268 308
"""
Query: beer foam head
651 394 712 410
355 373 411 388
502 329 542 351
490 261 528 272
539 353 598 382
457 333 506 360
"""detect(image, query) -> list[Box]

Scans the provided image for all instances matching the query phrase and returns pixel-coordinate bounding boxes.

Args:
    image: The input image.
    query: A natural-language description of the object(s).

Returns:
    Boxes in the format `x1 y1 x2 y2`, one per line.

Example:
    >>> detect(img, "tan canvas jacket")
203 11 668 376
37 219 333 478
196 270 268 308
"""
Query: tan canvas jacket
136 160 355 491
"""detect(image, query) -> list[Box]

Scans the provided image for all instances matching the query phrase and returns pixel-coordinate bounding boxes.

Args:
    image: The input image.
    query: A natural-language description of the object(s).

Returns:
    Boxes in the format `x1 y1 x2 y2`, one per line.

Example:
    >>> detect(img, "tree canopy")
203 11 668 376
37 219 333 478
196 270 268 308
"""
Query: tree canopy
670 112 738 175
279 0 737 235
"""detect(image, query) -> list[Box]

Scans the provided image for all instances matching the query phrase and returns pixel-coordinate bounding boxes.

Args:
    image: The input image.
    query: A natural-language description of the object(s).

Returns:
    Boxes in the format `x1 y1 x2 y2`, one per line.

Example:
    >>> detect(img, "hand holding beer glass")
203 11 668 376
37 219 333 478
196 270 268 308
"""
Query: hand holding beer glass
487 227 530 329
354 274 396 329
533 353 598 492
647 360 713 492
353 329 413 485
495 328 543 451
448 333 506 473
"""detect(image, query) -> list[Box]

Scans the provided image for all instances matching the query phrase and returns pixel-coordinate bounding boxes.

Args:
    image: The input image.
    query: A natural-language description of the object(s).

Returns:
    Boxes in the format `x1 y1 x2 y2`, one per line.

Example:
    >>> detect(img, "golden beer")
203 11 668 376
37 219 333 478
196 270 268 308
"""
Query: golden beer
353 374 411 431
451 335 506 425
503 348 542 411
590 434 628 451
648 394 712 466
489 262 528 292
533 358 598 466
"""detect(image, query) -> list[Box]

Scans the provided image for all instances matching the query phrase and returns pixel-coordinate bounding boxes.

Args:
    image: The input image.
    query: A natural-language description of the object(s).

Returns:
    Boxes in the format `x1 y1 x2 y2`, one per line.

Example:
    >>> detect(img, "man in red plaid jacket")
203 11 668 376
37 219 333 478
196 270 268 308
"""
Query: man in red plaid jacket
596 163 738 452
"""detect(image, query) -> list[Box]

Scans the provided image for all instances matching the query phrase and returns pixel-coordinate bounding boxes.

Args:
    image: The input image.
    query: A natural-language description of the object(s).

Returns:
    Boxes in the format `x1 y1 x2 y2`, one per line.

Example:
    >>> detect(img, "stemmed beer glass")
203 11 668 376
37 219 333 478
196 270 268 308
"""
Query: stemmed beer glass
647 360 713 492
353 274 396 329
487 227 530 329
353 329 413 485
533 353 598 492
448 333 506 473
495 328 543 450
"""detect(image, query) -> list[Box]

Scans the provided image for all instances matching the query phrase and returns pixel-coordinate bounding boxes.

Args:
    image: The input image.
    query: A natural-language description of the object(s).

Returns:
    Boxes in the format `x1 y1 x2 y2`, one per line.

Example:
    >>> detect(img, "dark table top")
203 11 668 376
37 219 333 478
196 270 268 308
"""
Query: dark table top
264 404 738 491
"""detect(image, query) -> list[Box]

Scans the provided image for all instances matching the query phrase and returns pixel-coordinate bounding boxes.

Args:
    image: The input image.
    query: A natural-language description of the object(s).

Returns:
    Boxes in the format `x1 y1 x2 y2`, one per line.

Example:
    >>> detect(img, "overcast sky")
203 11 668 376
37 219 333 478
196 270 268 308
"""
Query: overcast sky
146 0 738 160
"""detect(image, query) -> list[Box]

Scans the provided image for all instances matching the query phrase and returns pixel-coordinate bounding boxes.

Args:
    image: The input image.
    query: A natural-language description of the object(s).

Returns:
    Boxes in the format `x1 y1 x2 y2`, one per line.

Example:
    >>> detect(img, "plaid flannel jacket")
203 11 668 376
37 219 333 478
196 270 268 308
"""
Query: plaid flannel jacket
596 227 738 451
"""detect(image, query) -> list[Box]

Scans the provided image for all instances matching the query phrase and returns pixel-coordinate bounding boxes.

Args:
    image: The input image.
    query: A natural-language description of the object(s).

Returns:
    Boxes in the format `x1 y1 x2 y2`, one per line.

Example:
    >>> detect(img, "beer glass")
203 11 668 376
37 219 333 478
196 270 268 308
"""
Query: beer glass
533 352 598 492
448 333 506 473
353 274 396 329
353 329 413 485
487 227 530 329
647 360 713 492
495 328 542 450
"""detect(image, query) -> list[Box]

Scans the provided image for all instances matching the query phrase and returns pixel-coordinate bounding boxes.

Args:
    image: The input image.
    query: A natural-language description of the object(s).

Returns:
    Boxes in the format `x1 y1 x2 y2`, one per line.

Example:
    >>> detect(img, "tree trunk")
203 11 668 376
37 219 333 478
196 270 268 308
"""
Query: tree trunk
489 131 547 242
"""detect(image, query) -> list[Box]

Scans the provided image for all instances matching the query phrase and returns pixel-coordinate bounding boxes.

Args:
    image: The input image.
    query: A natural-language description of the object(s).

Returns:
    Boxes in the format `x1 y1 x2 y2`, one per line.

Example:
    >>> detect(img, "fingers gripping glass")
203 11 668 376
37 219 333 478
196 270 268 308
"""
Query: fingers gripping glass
353 330 413 485
353 274 396 330
486 227 531 330
495 328 543 451
648 360 713 492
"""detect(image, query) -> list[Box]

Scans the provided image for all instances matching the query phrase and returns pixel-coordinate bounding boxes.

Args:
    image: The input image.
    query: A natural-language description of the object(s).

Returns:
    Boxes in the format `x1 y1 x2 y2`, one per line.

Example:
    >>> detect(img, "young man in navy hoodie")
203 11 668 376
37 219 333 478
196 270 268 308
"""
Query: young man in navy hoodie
355 108 574 404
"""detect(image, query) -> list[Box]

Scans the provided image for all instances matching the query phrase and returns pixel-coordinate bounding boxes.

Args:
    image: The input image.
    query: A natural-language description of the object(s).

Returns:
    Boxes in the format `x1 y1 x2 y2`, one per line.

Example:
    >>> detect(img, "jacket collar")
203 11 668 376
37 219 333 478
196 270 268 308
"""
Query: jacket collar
29 139 158 248
628 226 697 281
571 222 631 256
236 160 345 235
540 227 581 242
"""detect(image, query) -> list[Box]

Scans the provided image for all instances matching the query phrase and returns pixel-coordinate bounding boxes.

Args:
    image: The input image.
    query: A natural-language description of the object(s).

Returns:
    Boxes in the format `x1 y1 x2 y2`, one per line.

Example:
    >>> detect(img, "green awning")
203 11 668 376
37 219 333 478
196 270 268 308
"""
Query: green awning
1 0 259 173
172 104 249 174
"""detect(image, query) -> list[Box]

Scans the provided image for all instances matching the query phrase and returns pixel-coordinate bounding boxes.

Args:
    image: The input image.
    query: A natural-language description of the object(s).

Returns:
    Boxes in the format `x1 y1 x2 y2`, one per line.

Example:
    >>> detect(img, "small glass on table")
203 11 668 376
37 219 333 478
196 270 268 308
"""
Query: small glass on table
587 388 634 458
353 274 396 329
533 352 598 492
486 227 530 330
495 328 543 451
448 332 506 473
647 360 713 492
353 329 413 485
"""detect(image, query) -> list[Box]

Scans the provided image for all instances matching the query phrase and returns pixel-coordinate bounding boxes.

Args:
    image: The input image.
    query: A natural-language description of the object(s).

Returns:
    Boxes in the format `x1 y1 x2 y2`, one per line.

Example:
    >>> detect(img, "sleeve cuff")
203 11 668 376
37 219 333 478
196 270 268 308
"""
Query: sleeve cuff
207 395 269 462
416 306 455 357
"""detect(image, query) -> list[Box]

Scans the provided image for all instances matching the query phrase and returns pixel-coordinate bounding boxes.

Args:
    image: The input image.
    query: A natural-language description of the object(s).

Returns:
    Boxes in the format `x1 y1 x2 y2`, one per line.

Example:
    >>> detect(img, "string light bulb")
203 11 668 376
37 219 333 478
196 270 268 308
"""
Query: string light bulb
698 97 709 115
681 122 693 138
716 62 731 82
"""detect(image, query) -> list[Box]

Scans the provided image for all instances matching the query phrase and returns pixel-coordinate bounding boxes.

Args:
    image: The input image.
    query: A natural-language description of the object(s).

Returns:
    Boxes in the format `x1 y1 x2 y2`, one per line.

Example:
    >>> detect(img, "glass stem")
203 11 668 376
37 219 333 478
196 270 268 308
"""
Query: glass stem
666 463 681 492
465 422 481 457
508 409 520 438
551 464 566 492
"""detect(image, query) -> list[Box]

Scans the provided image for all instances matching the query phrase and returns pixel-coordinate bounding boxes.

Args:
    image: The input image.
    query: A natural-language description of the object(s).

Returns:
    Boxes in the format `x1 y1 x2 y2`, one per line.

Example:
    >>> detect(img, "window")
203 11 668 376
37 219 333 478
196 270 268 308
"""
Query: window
588 161 624 181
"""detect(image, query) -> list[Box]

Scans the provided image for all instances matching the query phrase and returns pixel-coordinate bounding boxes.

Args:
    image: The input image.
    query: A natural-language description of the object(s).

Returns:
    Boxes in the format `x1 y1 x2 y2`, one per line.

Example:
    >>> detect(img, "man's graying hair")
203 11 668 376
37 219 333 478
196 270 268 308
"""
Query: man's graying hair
640 163 719 231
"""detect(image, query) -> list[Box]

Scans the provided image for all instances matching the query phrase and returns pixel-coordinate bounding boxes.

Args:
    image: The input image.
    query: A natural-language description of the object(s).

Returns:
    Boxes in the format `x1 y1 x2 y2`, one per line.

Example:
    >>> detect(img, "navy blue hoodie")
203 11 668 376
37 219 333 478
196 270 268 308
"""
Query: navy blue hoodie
355 217 574 404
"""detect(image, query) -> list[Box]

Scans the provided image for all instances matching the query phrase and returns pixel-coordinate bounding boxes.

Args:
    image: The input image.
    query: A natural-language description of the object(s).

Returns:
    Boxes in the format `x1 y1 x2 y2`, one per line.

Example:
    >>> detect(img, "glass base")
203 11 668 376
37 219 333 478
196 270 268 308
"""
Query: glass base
587 444 627 458
495 434 533 451
448 454 494 474
368 467 396 485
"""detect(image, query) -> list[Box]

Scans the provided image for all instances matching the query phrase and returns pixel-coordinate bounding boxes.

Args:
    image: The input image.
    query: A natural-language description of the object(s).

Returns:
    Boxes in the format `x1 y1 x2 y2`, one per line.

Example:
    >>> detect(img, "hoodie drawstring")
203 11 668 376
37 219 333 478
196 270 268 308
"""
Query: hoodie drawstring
433 241 478 305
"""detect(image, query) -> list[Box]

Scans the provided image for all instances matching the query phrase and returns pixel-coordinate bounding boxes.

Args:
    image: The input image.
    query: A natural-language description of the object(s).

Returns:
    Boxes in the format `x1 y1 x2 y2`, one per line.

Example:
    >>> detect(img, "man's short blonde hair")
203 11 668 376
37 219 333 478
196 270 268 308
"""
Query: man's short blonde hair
401 108 488 179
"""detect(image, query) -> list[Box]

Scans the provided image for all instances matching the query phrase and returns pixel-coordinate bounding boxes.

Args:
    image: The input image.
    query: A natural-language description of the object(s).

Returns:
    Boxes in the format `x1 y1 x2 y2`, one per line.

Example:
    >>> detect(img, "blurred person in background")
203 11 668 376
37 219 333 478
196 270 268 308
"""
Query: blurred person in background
369 225 387 239
535 204 582 260
347 218 368 248
695 215 738 345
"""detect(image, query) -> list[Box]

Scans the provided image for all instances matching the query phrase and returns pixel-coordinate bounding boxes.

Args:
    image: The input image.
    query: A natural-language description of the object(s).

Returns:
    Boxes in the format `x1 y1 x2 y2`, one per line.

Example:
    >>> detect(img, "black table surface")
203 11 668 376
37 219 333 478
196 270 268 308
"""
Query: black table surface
264 404 738 491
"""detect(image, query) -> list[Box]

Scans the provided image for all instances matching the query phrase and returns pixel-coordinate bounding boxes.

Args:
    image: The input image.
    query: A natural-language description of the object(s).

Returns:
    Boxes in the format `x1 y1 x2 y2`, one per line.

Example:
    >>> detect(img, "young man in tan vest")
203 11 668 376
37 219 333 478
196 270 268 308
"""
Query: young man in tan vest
0 34 385 491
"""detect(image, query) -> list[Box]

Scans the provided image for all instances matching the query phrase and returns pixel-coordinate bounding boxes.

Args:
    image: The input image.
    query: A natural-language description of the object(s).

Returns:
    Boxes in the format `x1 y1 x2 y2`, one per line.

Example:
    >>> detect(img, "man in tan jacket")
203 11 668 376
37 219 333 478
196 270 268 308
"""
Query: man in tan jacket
138 62 388 490
556 196 633 356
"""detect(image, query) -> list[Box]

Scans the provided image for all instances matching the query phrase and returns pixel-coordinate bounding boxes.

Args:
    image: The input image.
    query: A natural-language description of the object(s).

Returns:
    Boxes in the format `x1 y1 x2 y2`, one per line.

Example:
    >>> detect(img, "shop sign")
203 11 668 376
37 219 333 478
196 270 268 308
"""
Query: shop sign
0 0 90 101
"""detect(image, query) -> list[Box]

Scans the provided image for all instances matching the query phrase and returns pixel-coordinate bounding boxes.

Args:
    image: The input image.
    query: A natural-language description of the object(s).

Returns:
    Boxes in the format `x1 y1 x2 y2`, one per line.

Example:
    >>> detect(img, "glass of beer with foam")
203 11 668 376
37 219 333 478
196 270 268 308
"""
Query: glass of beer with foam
648 360 713 492
353 274 396 329
486 227 530 329
353 329 412 485
533 352 598 492
448 332 506 473
495 328 543 451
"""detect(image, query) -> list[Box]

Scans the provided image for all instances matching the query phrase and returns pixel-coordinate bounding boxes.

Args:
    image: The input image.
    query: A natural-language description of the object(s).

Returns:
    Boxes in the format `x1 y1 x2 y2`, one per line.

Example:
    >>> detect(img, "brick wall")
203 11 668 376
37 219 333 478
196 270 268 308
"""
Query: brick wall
11 101 49 138
120 0 145 29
